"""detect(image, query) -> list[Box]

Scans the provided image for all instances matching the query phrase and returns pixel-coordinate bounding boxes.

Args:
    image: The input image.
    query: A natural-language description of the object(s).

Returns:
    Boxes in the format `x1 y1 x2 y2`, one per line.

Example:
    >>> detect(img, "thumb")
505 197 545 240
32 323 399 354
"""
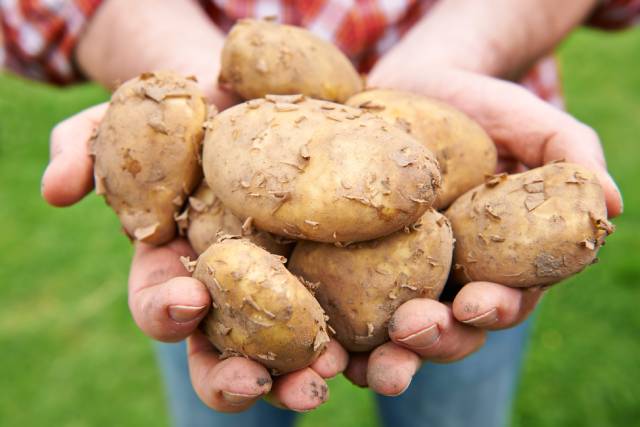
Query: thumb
543 122 623 217
384 69 623 218
42 103 108 206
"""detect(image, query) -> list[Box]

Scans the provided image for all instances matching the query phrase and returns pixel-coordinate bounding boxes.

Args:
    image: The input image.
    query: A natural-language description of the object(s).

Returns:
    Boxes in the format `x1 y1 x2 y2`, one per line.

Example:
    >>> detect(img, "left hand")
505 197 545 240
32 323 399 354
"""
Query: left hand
343 46 623 395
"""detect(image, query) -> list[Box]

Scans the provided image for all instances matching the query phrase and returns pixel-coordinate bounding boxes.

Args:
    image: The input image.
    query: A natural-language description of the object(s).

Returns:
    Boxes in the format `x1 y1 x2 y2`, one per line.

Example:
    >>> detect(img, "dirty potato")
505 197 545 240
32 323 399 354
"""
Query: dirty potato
181 181 293 257
219 19 363 102
92 71 207 245
347 89 497 209
203 95 441 243
192 239 330 375
288 209 454 352
446 163 615 288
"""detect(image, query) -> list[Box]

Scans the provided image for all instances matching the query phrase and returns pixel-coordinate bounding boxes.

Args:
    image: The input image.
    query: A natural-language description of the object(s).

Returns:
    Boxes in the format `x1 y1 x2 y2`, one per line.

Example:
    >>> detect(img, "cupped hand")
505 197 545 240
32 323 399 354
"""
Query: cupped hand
41 104 349 413
367 64 623 217
344 57 624 396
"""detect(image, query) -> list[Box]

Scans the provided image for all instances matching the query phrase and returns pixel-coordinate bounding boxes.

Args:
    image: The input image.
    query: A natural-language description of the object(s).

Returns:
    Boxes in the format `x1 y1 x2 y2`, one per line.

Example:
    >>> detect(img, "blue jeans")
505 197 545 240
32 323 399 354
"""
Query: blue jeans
156 319 531 427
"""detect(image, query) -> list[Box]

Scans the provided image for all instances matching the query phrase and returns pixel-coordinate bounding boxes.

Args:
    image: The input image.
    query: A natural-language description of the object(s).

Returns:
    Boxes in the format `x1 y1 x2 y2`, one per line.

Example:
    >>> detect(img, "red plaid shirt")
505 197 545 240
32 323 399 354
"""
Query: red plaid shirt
2 0 639 103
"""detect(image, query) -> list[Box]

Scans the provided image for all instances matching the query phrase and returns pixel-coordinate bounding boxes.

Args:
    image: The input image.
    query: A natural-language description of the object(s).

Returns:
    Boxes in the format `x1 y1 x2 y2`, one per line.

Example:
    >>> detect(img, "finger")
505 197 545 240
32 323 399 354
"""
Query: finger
128 238 211 342
452 282 544 330
309 339 349 379
343 353 369 388
389 299 486 363
268 368 329 412
367 342 421 396
42 103 108 206
543 122 623 218
187 330 272 412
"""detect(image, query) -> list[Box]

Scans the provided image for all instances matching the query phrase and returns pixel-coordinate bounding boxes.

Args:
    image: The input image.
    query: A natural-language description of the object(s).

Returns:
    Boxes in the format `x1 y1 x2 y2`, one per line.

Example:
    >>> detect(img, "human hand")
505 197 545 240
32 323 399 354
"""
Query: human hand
379 66 622 329
344 55 623 395
48 0 348 412
41 104 349 412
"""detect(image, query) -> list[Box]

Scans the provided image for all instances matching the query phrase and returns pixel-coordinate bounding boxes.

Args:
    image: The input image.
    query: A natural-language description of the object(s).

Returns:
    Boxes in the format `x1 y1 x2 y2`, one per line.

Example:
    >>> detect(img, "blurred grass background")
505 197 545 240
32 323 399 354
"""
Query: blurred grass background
0 28 638 427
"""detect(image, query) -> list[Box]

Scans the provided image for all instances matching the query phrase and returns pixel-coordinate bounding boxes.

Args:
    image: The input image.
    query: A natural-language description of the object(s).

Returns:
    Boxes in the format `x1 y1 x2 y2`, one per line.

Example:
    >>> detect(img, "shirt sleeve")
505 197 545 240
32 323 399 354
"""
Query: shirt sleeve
1 0 103 84
587 0 640 30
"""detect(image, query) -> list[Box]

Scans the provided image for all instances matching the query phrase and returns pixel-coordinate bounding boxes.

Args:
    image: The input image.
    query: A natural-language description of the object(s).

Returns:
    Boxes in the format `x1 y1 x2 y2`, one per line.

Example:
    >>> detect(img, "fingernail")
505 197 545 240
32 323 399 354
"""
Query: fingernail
397 324 440 349
462 308 499 327
168 304 207 323
221 391 261 406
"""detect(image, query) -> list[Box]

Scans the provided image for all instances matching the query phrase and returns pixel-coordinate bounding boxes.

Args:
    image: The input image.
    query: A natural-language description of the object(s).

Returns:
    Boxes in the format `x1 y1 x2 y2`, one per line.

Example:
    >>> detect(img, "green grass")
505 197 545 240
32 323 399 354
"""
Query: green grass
1 27 638 427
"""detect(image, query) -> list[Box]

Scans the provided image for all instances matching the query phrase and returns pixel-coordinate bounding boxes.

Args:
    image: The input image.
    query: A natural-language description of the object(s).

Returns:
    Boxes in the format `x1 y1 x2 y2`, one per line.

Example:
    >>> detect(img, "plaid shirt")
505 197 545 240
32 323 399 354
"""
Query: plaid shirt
1 0 639 103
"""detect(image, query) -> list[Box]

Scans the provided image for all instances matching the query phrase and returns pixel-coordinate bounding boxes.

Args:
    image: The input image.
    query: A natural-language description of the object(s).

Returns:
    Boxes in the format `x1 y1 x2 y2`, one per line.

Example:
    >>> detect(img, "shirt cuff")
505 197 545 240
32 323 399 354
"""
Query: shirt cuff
1 0 103 84
587 0 640 30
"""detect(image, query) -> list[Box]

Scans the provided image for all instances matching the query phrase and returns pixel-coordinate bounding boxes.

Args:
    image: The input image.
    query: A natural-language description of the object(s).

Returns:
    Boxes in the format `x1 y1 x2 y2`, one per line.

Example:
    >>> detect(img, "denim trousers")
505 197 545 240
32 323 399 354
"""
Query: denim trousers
155 319 531 427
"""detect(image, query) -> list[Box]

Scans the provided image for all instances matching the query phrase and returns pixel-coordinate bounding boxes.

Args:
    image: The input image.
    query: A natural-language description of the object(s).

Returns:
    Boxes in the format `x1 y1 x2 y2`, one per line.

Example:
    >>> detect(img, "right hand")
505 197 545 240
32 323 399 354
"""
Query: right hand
42 104 349 413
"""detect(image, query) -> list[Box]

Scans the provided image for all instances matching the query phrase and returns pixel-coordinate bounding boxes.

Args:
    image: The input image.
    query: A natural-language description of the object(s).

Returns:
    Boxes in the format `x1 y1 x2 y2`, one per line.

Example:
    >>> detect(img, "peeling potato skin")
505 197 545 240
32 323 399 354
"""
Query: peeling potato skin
92 71 207 245
219 19 363 102
288 209 454 352
194 239 329 374
446 163 614 288
346 89 497 209
203 96 441 243
184 181 293 257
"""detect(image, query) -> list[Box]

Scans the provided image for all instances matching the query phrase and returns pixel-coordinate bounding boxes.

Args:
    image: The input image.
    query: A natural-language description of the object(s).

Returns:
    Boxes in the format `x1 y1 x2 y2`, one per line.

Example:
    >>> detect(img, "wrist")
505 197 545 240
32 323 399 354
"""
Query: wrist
388 0 599 79
75 0 229 104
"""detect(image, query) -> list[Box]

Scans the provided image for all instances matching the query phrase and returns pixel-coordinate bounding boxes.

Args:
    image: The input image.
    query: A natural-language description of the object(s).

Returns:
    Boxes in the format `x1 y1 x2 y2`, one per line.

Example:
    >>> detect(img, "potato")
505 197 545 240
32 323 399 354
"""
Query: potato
192 239 329 375
92 71 207 245
288 209 454 352
446 163 615 288
203 95 441 243
346 89 497 209
219 19 363 102
181 181 293 257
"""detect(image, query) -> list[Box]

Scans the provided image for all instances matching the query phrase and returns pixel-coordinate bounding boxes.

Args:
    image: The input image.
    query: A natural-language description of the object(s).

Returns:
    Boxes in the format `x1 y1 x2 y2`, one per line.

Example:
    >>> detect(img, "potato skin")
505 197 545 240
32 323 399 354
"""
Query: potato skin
93 71 207 245
446 163 614 288
203 95 441 243
288 209 453 352
193 239 329 375
183 181 293 257
346 89 497 209
219 19 363 102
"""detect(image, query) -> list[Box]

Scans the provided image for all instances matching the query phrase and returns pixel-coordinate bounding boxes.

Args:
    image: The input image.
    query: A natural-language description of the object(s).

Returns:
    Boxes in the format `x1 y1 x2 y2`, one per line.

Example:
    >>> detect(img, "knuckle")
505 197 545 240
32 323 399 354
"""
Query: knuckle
128 287 165 338
577 124 600 145
582 124 599 140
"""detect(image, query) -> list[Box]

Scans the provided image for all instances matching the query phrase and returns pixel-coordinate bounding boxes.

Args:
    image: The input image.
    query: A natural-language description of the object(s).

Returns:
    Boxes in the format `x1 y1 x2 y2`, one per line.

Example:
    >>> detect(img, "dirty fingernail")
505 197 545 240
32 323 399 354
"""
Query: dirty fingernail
221 391 261 405
397 324 440 349
168 304 207 323
462 307 499 327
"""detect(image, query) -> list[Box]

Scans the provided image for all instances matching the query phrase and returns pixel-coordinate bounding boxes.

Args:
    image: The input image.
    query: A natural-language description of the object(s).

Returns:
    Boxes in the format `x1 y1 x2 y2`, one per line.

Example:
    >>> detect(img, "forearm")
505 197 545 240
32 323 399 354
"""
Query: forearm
398 0 599 78
76 0 228 104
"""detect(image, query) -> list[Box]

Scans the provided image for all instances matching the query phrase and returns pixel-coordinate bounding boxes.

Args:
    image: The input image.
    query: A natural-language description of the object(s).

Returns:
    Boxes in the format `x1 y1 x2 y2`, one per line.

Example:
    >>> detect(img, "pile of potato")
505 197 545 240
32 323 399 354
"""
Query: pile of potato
91 19 614 375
